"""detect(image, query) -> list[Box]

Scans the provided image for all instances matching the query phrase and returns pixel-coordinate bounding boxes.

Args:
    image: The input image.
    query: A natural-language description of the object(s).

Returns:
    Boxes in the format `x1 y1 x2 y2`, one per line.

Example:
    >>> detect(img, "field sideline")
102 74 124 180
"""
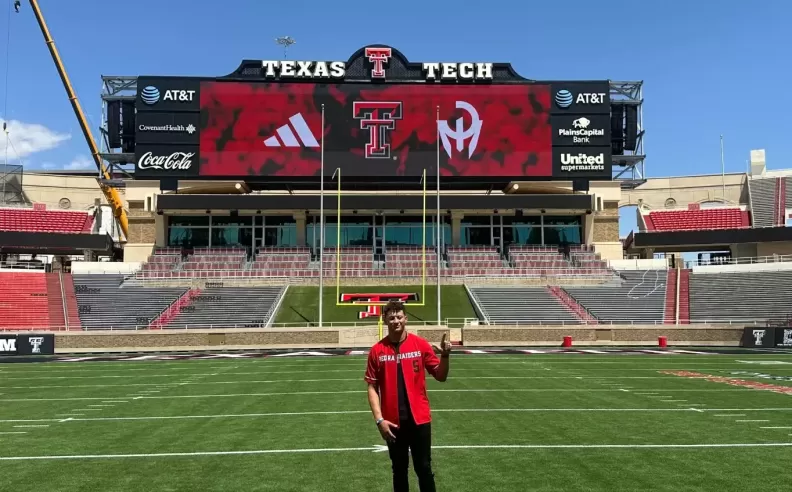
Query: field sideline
3 351 792 491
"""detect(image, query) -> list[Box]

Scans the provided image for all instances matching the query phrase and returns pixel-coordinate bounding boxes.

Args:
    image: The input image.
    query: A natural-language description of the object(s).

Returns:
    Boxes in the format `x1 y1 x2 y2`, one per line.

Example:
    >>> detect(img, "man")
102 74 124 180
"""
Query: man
364 300 451 491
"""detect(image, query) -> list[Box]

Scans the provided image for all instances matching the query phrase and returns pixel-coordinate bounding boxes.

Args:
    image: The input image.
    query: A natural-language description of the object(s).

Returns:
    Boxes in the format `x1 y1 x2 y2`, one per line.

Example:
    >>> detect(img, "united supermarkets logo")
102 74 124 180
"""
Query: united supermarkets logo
559 152 606 172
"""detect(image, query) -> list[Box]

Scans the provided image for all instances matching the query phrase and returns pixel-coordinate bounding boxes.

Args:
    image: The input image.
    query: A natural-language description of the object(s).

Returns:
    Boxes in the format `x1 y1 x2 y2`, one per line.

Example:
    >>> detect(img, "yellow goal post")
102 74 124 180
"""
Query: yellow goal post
334 167 428 309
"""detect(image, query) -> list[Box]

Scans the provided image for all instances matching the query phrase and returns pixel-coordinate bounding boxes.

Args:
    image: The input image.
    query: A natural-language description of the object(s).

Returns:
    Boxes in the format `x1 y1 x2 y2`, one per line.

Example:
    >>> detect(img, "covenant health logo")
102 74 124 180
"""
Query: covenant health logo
555 90 573 108
141 86 160 105
139 123 197 135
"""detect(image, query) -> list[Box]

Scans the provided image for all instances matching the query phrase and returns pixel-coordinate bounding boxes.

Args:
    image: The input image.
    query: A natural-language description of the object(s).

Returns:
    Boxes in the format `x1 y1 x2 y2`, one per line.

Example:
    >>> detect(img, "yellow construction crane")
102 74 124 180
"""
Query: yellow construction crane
22 0 129 239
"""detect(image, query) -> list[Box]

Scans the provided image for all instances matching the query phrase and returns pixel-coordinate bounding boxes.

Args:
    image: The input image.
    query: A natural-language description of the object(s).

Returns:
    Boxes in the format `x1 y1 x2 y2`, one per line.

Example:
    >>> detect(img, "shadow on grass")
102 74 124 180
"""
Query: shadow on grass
289 306 311 324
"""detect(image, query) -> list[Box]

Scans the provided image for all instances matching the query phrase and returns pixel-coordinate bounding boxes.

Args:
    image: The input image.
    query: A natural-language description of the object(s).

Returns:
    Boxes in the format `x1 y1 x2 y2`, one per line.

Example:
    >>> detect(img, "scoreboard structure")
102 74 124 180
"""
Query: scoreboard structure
101 45 645 188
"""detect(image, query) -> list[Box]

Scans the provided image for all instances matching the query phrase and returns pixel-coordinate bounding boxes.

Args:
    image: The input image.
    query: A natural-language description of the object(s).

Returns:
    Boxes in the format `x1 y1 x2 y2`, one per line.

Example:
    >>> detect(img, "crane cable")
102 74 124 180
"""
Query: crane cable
2 0 11 126
2 0 13 205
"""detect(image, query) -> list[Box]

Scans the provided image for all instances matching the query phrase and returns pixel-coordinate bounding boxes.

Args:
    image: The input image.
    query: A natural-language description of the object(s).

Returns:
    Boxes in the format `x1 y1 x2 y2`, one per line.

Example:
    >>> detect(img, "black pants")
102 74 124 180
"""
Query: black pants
387 418 436 492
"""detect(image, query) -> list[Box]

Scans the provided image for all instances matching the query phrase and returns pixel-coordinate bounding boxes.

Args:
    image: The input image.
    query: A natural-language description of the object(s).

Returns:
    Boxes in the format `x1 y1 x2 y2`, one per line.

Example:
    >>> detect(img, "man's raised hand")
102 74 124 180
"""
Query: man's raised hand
433 333 451 356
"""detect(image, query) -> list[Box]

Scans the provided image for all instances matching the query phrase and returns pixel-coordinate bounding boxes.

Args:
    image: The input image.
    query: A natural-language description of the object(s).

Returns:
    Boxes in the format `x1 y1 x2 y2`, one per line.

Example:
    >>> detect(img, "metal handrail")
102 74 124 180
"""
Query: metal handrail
58 270 69 331
0 318 776 332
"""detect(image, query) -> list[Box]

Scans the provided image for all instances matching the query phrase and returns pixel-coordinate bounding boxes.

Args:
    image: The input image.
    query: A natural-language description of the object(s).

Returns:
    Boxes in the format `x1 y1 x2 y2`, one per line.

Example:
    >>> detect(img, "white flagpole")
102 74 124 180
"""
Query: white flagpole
319 104 325 328
436 106 441 327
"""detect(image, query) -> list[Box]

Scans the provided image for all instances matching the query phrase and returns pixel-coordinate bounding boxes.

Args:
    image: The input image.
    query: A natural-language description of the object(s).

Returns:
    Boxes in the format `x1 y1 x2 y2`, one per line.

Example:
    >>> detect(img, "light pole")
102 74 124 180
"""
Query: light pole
436 106 441 327
318 104 325 327
275 36 296 59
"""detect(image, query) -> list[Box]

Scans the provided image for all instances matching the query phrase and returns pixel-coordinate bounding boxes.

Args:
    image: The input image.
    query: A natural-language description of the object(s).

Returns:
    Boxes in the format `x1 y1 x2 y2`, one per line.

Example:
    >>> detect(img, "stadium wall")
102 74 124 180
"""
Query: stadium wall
46 325 743 353
121 179 625 260
620 173 747 209
21 173 108 210
756 242 792 257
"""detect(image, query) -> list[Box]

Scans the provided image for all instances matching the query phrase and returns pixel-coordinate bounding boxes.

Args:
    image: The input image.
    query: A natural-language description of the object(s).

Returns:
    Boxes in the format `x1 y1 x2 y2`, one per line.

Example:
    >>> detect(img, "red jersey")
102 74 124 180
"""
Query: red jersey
364 332 441 426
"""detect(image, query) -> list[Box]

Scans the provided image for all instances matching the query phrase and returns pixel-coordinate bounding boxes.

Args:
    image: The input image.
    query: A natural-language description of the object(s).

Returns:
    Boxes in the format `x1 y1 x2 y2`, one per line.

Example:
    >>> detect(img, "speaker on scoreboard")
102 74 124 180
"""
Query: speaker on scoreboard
106 100 121 149
572 179 589 192
120 101 136 154
610 105 624 155
625 105 638 151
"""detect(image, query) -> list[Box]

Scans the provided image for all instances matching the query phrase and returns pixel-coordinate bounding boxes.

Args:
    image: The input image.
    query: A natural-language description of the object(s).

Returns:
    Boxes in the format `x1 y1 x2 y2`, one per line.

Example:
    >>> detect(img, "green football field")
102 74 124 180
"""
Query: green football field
273 285 477 327
3 351 792 491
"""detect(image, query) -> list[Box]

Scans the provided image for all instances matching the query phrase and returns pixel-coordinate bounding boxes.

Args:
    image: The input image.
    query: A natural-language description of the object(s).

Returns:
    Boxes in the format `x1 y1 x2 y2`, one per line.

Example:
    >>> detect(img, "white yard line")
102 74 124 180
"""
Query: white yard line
12 425 49 428
1 442 792 461
0 388 754 403
0 432 27 435
0 365 783 381
1 407 791 425
761 427 792 429
714 414 746 417
736 420 770 423
0 376 703 391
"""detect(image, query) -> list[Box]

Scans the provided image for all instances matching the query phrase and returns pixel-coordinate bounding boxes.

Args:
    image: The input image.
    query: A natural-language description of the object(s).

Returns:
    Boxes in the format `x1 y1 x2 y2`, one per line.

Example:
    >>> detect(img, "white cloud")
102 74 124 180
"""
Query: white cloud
0 118 71 161
65 155 94 170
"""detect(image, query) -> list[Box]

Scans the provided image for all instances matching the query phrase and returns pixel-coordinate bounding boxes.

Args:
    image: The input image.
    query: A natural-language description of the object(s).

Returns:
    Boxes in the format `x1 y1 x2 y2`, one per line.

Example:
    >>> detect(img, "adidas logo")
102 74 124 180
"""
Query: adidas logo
263 113 319 148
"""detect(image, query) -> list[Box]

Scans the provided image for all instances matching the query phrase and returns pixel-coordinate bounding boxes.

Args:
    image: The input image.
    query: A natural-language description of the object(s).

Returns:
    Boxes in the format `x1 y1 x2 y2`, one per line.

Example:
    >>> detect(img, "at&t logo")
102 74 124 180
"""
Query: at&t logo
141 86 196 105
555 90 608 109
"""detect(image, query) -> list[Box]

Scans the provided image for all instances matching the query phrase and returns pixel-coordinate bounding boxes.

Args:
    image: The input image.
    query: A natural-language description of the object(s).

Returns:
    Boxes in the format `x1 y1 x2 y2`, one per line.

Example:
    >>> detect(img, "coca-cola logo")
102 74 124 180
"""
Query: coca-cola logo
137 151 195 171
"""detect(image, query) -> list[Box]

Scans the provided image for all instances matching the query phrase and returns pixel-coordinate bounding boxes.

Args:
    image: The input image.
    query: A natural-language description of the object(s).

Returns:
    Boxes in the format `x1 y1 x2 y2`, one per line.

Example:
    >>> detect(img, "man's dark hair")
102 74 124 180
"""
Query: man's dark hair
382 300 405 319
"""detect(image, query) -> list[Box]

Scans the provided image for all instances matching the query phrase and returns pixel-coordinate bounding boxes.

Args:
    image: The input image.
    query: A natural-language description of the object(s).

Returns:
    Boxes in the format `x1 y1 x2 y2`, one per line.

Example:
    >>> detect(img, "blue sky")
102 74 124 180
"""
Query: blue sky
1 0 791 235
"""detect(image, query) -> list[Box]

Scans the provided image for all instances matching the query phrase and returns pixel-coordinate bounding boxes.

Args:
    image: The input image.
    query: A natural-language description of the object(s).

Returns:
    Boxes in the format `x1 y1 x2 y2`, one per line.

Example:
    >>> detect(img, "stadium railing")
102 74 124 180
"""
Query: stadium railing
132 267 616 280
684 254 792 269
0 318 775 332
0 261 47 271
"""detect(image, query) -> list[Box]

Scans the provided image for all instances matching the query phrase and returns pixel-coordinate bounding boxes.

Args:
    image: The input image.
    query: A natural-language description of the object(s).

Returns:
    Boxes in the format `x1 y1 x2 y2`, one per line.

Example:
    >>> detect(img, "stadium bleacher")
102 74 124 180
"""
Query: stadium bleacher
0 272 51 329
182 247 247 273
562 270 668 323
643 205 749 232
0 207 94 233
447 246 504 275
689 270 792 322
748 177 777 227
73 274 187 329
384 246 440 277
251 247 311 276
132 245 614 280
468 286 583 324
165 286 285 328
